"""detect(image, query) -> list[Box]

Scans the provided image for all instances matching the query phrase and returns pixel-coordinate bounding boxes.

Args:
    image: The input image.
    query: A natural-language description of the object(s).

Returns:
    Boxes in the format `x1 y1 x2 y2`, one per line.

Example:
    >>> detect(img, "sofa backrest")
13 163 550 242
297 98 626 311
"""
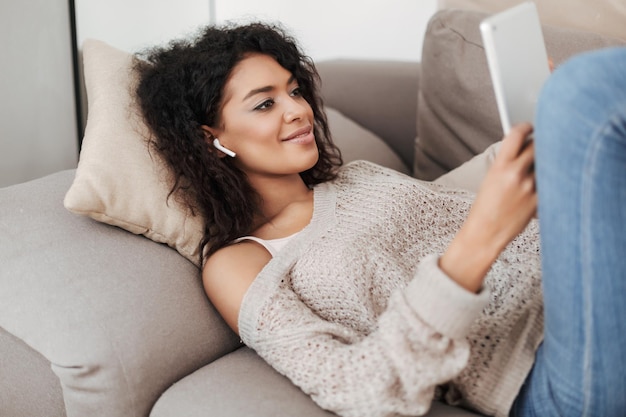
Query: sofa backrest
438 0 626 41
413 7 626 180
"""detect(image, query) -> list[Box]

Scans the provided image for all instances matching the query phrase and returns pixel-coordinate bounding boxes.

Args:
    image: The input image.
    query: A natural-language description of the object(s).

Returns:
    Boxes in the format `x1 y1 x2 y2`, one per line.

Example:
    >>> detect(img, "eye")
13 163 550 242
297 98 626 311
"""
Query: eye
290 87 302 97
254 99 274 111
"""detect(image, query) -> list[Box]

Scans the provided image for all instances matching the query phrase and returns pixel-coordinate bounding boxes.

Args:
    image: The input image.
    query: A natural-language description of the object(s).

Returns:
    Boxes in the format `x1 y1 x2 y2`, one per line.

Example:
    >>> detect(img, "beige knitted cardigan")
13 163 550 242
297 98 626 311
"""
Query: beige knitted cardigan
239 161 544 417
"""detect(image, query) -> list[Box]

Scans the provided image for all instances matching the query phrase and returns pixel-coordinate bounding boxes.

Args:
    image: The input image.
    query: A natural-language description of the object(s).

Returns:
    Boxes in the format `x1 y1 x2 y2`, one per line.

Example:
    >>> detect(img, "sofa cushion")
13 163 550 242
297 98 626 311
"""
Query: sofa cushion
434 141 500 193
316 60 420 169
0 170 240 417
151 348 337 417
413 8 626 180
151 347 483 417
326 107 410 175
0 327 65 417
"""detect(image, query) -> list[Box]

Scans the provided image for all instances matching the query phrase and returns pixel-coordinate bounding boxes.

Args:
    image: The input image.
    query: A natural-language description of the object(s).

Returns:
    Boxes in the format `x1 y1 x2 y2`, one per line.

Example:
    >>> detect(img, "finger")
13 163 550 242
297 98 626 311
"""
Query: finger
517 180 538 220
521 167 537 194
498 123 533 161
516 139 535 173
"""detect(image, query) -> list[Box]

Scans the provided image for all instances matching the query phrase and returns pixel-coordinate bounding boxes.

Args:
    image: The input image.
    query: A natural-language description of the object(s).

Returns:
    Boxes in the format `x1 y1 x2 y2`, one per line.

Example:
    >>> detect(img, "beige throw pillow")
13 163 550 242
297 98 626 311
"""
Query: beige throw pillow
64 39 205 266
65 40 407 267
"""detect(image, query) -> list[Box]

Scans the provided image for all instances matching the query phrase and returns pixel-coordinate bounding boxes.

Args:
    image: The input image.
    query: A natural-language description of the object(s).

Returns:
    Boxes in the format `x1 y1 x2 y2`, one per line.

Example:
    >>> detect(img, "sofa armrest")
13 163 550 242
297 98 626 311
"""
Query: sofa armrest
316 59 420 170
0 170 241 417
0 327 65 417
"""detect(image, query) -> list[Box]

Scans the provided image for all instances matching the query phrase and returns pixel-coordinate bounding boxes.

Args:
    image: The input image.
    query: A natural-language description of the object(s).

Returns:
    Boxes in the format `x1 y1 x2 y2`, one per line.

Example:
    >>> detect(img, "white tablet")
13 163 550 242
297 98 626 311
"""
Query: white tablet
480 2 551 134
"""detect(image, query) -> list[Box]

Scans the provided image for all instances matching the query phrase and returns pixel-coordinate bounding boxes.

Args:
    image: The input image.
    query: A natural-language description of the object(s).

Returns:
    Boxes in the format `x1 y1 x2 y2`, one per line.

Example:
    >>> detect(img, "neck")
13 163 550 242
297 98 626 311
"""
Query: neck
249 173 313 233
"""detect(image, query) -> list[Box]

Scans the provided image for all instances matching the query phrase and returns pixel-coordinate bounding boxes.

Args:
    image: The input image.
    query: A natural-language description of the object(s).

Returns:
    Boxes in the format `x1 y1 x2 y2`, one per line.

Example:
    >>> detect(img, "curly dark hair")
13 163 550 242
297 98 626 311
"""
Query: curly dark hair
134 22 342 263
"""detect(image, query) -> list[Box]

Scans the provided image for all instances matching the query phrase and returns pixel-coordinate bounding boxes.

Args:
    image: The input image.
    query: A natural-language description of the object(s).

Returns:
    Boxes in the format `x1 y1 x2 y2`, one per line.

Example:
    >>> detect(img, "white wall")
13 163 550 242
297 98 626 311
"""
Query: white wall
0 0 78 187
216 0 436 62
74 0 437 61
74 0 211 53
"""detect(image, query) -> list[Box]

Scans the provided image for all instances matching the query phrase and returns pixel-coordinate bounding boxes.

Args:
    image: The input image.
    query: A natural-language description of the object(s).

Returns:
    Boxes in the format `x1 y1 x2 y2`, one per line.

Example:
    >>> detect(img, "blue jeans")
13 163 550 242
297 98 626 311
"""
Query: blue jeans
511 47 626 416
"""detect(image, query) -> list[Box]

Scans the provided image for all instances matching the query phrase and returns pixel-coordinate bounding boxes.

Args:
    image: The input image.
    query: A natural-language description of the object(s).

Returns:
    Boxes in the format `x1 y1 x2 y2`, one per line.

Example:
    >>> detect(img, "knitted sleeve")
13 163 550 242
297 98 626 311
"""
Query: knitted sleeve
239 254 490 417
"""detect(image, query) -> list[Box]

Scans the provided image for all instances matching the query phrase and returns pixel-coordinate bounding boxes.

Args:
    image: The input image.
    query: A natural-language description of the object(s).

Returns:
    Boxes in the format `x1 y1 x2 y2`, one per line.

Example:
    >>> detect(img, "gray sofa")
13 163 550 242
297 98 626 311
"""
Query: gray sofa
1 8 624 417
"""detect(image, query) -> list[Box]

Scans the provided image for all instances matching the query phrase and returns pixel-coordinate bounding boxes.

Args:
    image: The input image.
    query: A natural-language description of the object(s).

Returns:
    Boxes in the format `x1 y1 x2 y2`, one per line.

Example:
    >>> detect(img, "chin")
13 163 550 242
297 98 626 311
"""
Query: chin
292 144 319 167
305 151 320 170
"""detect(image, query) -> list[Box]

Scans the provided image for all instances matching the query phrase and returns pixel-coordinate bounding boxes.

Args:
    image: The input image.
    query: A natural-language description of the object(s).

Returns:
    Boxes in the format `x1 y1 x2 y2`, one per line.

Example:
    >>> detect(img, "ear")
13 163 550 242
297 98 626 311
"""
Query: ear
201 125 235 158
201 125 224 158
201 125 219 142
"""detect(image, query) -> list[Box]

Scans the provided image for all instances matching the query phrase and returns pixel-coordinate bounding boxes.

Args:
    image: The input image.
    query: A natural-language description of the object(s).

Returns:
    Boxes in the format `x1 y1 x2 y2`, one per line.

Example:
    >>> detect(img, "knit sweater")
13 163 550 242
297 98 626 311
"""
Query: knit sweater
238 161 544 417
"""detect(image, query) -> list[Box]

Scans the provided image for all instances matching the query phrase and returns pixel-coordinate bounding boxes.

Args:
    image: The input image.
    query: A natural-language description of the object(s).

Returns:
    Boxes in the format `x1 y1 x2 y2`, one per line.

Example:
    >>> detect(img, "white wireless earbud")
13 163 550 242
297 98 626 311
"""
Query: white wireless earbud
212 138 236 158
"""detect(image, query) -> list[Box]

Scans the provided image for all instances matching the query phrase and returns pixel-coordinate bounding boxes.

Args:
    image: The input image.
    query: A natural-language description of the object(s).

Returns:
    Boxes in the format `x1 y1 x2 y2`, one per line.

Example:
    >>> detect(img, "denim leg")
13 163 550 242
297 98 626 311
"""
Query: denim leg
512 47 626 416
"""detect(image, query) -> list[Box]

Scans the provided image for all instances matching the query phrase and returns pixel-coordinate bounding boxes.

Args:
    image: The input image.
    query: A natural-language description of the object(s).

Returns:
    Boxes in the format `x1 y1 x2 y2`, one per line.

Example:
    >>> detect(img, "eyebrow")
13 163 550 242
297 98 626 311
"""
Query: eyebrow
243 75 296 101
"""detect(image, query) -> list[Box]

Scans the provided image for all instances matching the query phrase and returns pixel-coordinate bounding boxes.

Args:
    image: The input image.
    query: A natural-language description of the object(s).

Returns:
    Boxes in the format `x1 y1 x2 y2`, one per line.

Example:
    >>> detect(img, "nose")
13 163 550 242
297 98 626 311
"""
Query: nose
283 96 308 123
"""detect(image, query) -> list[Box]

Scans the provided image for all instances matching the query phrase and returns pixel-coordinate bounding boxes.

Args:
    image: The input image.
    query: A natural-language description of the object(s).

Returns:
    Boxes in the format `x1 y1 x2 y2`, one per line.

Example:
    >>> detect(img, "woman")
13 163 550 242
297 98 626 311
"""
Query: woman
134 23 626 417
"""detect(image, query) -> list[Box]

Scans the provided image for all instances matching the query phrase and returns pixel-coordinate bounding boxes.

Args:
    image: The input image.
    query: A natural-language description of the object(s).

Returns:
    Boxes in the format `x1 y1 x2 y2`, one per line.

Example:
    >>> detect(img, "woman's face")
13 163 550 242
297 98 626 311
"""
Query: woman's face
208 53 319 179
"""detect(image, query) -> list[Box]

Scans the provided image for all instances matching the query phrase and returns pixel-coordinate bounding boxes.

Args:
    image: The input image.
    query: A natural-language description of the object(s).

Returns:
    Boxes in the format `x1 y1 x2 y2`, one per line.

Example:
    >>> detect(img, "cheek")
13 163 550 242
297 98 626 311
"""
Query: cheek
304 100 315 118
241 121 280 145
228 124 282 162
223 113 278 145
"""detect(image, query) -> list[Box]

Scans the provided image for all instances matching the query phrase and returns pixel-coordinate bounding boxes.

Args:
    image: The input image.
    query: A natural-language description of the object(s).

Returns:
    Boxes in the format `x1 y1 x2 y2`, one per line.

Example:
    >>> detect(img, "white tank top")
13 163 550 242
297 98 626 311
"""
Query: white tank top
234 232 301 257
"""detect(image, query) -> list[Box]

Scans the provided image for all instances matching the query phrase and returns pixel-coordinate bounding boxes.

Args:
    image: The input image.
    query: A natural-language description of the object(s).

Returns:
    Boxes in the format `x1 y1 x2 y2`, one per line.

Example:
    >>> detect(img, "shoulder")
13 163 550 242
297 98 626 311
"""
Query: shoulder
202 241 272 334
204 240 272 278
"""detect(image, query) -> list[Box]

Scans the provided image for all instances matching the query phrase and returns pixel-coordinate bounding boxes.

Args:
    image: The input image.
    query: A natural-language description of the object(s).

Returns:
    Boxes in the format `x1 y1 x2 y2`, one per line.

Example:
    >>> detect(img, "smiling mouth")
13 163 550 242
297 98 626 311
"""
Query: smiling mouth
283 126 313 141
